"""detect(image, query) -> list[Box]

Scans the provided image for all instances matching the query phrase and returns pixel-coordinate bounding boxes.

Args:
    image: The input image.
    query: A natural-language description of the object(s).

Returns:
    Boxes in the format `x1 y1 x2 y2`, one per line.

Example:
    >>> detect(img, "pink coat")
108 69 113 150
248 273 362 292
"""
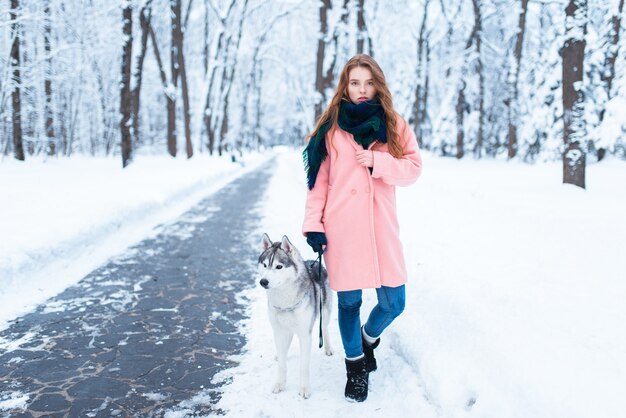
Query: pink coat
302 115 422 291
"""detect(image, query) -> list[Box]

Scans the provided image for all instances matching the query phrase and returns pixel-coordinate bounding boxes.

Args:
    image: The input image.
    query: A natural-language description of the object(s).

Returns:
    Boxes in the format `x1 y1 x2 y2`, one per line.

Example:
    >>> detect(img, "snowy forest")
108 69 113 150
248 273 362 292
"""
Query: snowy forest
1 0 625 188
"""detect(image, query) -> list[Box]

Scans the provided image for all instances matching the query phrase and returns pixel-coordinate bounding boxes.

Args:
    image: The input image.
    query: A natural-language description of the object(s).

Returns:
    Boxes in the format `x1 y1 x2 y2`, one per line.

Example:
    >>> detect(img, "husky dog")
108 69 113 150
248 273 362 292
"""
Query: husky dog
258 233 333 398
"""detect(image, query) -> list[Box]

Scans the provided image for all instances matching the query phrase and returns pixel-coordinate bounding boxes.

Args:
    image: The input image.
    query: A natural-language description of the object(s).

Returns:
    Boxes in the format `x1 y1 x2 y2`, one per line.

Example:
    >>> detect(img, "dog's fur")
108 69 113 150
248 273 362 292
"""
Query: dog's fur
258 233 333 398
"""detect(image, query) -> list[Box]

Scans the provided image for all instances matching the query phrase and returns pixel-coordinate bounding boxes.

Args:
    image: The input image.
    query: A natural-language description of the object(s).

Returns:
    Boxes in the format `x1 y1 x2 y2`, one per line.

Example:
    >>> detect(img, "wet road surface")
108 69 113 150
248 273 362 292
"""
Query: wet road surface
0 159 274 417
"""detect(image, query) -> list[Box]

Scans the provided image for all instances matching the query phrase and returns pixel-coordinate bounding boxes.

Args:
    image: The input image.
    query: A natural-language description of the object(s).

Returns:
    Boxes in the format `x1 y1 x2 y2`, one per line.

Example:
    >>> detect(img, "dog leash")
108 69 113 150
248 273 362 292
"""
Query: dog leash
316 252 324 349
317 253 324 349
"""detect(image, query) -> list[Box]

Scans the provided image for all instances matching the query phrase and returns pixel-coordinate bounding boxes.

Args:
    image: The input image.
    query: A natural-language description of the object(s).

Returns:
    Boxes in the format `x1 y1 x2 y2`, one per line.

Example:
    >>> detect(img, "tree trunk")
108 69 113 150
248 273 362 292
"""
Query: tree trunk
456 0 479 160
132 1 152 145
438 0 456 79
456 81 465 159
410 0 429 146
203 0 209 75
214 35 233 156
183 0 194 30
120 3 133 168
507 0 528 159
216 0 248 155
359 0 375 57
166 94 177 157
602 0 624 101
315 0 347 121
218 94 229 156
356 0 370 54
92 60 113 154
180 56 193 158
330 0 349 90
562 0 587 188
179 40 193 158
44 0 56 156
419 39 430 146
472 0 484 158
171 0 192 158
10 0 24 161
167 0 182 157
315 0 331 121
147 24 169 98
254 66 263 149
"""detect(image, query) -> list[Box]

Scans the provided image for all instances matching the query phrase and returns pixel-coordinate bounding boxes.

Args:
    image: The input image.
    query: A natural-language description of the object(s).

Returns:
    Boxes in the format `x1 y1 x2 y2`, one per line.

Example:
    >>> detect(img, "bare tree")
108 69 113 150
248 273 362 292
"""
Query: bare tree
438 0 463 79
602 0 624 101
471 0 484 158
120 2 133 167
356 0 373 55
410 0 430 147
242 7 295 150
507 0 528 159
141 18 182 153
179 46 193 159
422 40 431 143
315 0 332 121
167 0 182 157
562 0 587 188
176 0 192 158
203 0 237 155
313 0 349 123
455 0 481 159
216 0 249 156
203 0 210 75
10 0 24 161
43 0 56 156
456 80 466 159
91 59 115 155
132 0 153 145
202 0 243 155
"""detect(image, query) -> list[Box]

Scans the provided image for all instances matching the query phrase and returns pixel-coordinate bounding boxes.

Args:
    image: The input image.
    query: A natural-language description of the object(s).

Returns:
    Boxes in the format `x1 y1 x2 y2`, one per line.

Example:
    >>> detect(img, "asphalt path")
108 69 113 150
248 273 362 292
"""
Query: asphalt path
0 158 274 417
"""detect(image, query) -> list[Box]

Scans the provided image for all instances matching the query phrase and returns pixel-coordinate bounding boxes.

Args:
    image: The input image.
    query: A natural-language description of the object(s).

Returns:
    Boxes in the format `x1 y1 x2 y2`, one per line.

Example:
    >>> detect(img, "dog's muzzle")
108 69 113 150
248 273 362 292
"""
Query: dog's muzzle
259 278 269 289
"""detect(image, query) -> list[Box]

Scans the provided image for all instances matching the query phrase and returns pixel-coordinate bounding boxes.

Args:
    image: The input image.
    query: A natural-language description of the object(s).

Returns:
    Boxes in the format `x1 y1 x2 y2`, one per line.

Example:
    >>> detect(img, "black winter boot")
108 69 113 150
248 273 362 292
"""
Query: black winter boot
344 357 369 402
361 326 380 373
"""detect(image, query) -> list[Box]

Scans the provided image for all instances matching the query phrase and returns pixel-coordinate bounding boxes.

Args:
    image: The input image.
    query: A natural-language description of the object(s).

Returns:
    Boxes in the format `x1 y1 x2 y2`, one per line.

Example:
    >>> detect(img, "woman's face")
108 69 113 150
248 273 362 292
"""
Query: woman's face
347 66 377 104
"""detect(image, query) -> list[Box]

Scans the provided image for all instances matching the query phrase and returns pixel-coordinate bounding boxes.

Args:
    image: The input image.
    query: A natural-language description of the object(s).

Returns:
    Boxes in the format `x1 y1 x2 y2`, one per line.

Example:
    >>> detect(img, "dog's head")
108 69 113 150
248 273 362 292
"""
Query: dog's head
257 233 303 289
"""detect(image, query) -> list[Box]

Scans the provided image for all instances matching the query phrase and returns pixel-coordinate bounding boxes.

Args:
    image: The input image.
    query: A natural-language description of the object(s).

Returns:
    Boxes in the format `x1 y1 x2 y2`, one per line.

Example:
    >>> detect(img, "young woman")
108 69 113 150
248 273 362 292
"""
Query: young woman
302 54 422 402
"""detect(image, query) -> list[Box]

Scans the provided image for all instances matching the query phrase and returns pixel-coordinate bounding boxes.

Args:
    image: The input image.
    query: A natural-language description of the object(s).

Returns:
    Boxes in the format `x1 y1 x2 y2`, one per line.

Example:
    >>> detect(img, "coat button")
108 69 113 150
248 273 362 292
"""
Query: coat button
351 189 356 195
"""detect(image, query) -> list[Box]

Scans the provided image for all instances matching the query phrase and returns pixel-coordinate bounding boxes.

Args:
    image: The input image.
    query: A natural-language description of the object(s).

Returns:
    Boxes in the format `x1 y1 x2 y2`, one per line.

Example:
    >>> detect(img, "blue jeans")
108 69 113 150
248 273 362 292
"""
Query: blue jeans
337 285 406 358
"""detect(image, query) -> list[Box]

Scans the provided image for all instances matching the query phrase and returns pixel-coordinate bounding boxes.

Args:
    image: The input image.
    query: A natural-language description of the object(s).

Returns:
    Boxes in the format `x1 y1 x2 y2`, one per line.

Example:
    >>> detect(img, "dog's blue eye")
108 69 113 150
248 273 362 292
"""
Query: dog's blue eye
276 265 283 270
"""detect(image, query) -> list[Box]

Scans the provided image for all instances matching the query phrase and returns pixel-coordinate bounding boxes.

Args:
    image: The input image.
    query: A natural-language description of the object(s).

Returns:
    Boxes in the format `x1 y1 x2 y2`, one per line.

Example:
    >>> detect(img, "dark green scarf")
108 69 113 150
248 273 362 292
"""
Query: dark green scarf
303 99 387 190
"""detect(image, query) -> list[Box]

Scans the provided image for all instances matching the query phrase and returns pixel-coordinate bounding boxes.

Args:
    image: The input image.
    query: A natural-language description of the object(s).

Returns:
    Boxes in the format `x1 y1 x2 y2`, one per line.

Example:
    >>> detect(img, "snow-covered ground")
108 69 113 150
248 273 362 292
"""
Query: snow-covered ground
2 148 625 417
202 150 626 418
0 151 269 331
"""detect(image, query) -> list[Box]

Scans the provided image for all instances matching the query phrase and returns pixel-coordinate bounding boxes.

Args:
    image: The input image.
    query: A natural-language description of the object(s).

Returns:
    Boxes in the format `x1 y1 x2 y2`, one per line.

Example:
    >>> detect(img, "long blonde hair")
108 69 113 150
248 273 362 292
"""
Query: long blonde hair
306 54 403 158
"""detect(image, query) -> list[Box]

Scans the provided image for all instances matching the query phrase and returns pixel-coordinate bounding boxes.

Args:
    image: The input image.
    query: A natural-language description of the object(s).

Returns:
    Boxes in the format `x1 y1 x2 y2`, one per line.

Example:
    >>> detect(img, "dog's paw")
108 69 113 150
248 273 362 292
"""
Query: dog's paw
299 386 311 399
272 382 285 394
324 345 334 356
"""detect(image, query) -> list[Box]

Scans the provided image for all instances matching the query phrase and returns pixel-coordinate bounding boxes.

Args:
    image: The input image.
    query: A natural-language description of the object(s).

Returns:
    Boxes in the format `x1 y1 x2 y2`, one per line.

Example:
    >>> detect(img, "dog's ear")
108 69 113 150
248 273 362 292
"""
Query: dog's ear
280 235 294 254
262 233 273 251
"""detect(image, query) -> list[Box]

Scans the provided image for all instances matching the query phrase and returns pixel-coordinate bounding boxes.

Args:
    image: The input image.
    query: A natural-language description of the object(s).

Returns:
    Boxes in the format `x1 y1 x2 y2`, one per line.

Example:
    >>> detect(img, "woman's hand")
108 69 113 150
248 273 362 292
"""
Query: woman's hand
356 150 374 167
306 232 327 254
